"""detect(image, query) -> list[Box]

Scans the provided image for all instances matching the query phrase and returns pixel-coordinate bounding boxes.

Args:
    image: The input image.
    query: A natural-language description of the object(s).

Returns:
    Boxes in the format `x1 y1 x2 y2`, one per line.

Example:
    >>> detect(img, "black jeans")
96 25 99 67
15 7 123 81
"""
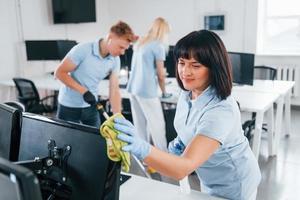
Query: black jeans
56 104 101 128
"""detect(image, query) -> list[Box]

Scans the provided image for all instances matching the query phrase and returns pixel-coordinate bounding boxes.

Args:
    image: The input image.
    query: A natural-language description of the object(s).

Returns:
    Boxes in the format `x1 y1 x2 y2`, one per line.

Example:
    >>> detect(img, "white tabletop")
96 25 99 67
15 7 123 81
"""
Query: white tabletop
233 80 295 96
231 89 279 113
0 75 283 110
120 173 223 200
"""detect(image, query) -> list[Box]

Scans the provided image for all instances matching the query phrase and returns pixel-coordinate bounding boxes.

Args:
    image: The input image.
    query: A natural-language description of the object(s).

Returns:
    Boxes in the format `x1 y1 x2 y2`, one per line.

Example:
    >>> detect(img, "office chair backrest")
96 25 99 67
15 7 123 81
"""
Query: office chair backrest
13 78 40 109
254 66 277 80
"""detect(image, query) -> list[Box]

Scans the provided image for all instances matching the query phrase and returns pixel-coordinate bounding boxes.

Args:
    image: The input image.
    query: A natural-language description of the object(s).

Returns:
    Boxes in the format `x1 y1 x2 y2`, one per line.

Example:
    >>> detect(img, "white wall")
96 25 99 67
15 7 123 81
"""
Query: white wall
107 0 258 53
0 0 112 78
106 0 196 45
1 0 300 104
194 0 258 53
0 0 257 79
0 0 21 80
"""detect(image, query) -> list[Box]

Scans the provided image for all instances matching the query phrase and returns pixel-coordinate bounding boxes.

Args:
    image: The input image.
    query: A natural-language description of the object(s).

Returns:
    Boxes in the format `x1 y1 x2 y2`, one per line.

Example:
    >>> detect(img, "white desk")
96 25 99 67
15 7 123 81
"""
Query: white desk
0 75 291 158
231 89 279 158
233 80 295 155
120 174 223 200
0 75 182 104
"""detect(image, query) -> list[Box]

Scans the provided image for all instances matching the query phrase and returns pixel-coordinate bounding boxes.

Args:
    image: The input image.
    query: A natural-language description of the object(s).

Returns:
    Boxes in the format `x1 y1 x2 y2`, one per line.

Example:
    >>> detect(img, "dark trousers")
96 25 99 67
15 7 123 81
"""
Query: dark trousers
56 104 101 128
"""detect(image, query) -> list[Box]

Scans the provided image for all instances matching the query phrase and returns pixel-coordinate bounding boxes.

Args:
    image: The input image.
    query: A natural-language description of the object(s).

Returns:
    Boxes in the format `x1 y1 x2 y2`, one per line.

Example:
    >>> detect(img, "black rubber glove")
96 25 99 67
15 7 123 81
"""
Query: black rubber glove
83 90 96 105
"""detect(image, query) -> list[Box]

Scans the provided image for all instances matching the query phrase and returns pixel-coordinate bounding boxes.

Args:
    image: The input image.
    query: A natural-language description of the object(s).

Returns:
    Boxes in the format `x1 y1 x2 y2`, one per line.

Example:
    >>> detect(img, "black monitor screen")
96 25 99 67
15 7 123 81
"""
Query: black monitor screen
0 104 21 161
204 15 225 30
18 114 120 200
25 40 77 60
57 40 78 59
165 46 176 77
120 46 133 71
52 0 96 24
228 52 254 85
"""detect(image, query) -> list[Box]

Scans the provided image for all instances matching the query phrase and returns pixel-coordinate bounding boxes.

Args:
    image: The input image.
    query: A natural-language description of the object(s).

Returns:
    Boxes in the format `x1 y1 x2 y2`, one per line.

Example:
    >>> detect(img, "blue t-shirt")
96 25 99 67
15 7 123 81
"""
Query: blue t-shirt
174 86 261 200
58 39 120 108
127 40 166 98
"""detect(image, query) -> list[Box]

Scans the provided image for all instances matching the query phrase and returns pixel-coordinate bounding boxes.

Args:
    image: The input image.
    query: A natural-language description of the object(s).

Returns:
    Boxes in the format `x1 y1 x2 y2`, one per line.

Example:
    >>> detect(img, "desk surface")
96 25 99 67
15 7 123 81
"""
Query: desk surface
0 74 181 103
0 75 294 95
120 174 223 200
233 80 295 96
232 89 279 112
0 75 290 110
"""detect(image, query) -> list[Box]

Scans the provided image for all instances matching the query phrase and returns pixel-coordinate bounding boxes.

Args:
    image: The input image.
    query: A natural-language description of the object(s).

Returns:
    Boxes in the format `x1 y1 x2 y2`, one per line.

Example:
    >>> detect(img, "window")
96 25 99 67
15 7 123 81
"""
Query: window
256 0 300 55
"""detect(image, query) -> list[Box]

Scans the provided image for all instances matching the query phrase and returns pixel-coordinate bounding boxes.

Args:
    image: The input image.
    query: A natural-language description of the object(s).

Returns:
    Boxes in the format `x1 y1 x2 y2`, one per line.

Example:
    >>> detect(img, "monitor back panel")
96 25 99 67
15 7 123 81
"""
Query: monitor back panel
18 114 119 200
0 104 21 161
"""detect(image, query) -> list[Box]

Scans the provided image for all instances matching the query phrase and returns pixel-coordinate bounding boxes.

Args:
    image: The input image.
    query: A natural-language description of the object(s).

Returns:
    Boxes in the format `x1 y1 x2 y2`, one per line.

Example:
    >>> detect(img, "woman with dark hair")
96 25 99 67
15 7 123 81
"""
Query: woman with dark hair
114 30 261 200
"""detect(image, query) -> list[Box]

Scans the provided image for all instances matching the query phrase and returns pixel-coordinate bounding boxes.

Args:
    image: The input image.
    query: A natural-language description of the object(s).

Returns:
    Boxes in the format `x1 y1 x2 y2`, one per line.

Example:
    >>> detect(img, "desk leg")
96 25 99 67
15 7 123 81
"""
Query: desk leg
284 90 292 137
266 106 275 156
252 112 264 159
274 96 284 156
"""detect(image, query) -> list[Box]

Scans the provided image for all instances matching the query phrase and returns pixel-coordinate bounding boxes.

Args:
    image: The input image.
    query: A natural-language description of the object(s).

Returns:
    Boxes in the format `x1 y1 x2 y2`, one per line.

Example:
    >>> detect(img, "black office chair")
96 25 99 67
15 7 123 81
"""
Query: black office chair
235 101 253 143
242 66 277 142
253 65 277 80
13 78 57 115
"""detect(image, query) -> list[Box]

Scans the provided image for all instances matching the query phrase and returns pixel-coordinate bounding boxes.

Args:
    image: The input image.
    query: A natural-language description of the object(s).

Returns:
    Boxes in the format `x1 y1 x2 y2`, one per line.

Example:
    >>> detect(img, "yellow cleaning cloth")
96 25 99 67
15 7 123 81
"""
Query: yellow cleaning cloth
100 113 130 172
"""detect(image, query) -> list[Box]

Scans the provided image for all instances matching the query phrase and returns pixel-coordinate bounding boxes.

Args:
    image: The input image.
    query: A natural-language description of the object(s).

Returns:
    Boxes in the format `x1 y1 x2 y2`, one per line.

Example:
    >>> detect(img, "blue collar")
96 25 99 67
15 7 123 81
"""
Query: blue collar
183 86 217 110
92 38 114 60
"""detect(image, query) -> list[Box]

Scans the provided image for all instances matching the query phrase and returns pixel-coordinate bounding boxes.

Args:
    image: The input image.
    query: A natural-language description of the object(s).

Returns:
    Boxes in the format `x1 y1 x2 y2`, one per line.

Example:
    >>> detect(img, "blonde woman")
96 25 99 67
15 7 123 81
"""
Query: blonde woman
126 17 171 152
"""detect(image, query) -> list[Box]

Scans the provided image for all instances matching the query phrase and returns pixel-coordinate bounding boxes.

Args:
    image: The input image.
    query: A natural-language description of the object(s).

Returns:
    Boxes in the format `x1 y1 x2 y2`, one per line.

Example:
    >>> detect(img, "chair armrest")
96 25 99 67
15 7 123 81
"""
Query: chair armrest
18 96 36 101
40 95 57 102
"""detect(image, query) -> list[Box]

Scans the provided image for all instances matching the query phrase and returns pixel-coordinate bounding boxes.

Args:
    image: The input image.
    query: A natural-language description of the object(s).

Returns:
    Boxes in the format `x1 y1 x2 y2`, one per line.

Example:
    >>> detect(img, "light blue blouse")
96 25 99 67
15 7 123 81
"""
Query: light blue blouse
174 86 261 200
58 39 120 108
127 40 166 98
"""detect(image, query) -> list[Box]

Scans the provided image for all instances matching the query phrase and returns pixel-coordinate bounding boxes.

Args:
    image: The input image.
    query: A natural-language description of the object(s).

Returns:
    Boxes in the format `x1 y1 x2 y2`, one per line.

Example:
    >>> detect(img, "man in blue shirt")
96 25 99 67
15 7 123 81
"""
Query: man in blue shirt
55 21 137 127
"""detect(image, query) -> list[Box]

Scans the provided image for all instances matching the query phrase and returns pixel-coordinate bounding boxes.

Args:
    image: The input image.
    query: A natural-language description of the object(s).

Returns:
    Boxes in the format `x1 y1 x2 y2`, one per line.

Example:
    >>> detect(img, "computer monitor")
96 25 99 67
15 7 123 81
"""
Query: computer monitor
228 52 254 85
57 40 78 59
0 103 22 161
25 40 77 60
18 113 121 200
52 0 96 24
204 15 225 31
120 46 133 71
0 157 42 200
165 46 176 77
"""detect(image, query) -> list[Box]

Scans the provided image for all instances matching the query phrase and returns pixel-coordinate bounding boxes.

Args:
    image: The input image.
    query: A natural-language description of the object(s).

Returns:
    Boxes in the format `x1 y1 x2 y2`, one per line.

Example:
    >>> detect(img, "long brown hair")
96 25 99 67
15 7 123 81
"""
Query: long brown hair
174 30 232 100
